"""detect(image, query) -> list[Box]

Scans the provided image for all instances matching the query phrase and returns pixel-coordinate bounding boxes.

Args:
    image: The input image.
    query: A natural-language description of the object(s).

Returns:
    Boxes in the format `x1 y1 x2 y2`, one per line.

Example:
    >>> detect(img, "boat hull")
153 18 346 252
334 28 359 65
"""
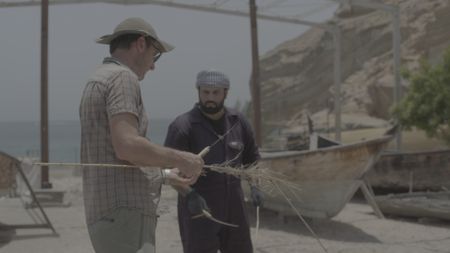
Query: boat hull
368 149 450 191
375 192 450 221
253 135 393 218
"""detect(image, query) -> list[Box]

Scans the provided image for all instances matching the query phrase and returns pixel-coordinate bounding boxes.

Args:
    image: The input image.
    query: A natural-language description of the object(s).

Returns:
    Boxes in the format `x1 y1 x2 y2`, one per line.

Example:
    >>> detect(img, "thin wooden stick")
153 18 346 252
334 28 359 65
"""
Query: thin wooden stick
33 162 138 168
255 206 260 242
32 162 301 193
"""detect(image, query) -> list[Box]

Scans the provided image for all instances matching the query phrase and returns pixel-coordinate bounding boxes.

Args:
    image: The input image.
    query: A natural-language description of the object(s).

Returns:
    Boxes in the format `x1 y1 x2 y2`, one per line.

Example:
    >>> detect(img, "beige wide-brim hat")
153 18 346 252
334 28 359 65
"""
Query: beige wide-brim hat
96 17 174 52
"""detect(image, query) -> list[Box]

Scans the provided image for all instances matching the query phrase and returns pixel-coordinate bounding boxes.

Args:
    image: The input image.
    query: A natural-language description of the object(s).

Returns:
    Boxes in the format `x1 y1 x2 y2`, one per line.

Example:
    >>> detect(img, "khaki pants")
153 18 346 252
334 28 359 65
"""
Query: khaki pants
88 208 156 253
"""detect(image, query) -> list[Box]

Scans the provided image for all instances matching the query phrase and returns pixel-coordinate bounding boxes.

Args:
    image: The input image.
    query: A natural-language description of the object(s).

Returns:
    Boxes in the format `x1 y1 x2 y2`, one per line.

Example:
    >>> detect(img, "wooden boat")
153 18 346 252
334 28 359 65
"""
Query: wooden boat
256 134 393 219
300 120 450 192
375 191 450 221
367 149 450 192
288 123 450 193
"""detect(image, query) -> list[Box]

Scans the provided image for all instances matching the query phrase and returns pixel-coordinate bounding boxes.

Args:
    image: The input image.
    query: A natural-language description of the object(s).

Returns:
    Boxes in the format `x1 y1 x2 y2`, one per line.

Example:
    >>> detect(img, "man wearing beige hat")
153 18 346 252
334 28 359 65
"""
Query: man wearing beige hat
79 17 204 253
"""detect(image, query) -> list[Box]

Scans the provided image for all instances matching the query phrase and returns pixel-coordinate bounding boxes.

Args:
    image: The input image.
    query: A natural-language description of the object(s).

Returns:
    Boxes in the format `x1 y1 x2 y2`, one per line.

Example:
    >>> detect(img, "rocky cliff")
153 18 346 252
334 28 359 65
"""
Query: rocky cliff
257 0 450 141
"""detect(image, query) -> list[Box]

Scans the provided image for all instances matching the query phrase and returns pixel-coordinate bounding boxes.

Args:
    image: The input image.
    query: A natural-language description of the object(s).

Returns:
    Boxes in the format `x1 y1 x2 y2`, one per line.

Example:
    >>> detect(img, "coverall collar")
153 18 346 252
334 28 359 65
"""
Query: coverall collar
190 104 239 142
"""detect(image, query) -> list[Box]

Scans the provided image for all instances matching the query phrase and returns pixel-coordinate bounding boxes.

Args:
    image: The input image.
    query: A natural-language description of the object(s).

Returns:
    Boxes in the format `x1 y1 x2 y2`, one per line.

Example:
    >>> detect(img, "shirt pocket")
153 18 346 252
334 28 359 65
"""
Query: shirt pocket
227 141 244 165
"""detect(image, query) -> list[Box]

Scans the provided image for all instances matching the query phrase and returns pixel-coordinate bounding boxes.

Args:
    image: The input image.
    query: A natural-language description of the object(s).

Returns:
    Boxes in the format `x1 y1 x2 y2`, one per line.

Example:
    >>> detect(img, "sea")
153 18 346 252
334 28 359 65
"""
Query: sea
0 118 171 162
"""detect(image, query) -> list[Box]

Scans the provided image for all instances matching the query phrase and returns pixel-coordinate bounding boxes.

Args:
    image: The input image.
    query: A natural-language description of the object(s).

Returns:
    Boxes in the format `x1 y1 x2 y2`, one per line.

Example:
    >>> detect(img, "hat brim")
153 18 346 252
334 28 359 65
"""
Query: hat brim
96 30 174 52
153 40 174 53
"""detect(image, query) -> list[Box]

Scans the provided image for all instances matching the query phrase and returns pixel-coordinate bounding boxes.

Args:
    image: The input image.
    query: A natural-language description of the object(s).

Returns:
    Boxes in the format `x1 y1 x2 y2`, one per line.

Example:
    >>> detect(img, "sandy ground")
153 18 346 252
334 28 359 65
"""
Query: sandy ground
1 168 450 253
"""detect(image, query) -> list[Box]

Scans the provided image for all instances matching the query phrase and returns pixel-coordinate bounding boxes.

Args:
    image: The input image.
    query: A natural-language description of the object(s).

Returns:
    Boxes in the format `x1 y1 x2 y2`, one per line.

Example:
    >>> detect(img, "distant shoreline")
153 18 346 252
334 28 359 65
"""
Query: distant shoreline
0 118 173 124
0 119 171 161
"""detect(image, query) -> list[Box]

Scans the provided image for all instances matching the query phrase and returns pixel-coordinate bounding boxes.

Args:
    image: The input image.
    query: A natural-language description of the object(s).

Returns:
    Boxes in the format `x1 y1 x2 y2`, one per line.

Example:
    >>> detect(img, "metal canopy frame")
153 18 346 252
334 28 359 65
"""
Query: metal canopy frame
0 0 344 143
0 0 401 150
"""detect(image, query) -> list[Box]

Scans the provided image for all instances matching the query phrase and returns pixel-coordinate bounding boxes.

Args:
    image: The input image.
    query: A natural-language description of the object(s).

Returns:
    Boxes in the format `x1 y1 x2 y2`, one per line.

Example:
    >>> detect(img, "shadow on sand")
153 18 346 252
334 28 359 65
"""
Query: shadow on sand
246 206 381 243
0 222 59 249
383 214 450 228
0 223 16 249
10 233 59 241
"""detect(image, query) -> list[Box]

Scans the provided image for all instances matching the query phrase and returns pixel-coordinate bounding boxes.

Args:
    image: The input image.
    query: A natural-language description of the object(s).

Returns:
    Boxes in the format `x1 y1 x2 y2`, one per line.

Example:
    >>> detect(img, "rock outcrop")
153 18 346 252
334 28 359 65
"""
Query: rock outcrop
257 0 450 142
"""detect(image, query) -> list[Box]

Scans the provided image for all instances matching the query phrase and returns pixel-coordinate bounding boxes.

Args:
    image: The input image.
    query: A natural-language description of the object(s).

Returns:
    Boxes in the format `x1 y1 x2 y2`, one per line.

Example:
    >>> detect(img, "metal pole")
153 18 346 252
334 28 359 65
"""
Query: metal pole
40 0 51 188
333 0 402 149
392 6 402 151
333 26 342 142
249 0 262 147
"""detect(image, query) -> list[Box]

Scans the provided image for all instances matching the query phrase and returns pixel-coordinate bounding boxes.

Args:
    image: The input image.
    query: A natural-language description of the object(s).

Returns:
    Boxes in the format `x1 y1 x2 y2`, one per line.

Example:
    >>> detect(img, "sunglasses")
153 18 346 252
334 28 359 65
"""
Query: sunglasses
153 48 162 63
144 36 162 63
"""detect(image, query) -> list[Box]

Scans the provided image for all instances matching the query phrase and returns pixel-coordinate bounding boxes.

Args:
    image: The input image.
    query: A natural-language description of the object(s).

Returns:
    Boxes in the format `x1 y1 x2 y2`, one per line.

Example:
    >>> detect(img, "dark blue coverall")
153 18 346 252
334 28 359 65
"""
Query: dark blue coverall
164 104 260 253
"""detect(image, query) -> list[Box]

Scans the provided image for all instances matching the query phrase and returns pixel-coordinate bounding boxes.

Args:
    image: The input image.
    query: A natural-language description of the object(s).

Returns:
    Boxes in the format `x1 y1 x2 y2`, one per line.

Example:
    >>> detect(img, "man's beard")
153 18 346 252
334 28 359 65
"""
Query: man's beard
199 101 224 114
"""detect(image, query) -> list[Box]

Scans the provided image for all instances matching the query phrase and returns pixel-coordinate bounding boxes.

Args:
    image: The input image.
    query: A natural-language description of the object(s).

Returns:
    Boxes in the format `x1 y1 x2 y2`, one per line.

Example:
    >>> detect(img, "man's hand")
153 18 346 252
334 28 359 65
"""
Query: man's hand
250 185 264 207
163 168 197 186
176 151 204 183
186 189 210 216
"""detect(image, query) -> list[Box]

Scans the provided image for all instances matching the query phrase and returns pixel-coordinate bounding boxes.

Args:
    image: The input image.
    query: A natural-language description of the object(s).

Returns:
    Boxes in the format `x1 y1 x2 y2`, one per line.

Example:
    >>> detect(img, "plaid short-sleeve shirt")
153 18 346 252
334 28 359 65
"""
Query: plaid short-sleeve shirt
79 57 161 225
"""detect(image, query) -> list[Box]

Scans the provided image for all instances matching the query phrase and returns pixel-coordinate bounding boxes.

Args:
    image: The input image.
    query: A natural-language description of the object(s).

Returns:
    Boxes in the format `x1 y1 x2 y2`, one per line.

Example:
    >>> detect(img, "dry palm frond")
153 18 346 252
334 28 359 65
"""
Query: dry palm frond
204 162 302 195
204 162 328 253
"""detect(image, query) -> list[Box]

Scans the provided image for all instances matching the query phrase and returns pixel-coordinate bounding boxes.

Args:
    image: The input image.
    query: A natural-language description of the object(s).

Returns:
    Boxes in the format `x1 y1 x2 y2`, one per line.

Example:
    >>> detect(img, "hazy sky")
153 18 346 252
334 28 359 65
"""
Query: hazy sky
0 1 336 121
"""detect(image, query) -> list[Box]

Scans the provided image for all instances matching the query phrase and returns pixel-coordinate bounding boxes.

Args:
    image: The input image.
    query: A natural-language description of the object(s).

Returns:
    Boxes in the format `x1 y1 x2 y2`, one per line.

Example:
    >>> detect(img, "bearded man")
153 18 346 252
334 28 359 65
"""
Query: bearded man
164 69 264 253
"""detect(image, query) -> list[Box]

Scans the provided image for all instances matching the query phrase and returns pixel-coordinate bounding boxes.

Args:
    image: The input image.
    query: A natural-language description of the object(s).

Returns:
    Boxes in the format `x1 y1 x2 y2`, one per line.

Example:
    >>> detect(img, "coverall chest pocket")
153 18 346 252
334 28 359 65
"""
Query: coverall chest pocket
227 141 243 165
